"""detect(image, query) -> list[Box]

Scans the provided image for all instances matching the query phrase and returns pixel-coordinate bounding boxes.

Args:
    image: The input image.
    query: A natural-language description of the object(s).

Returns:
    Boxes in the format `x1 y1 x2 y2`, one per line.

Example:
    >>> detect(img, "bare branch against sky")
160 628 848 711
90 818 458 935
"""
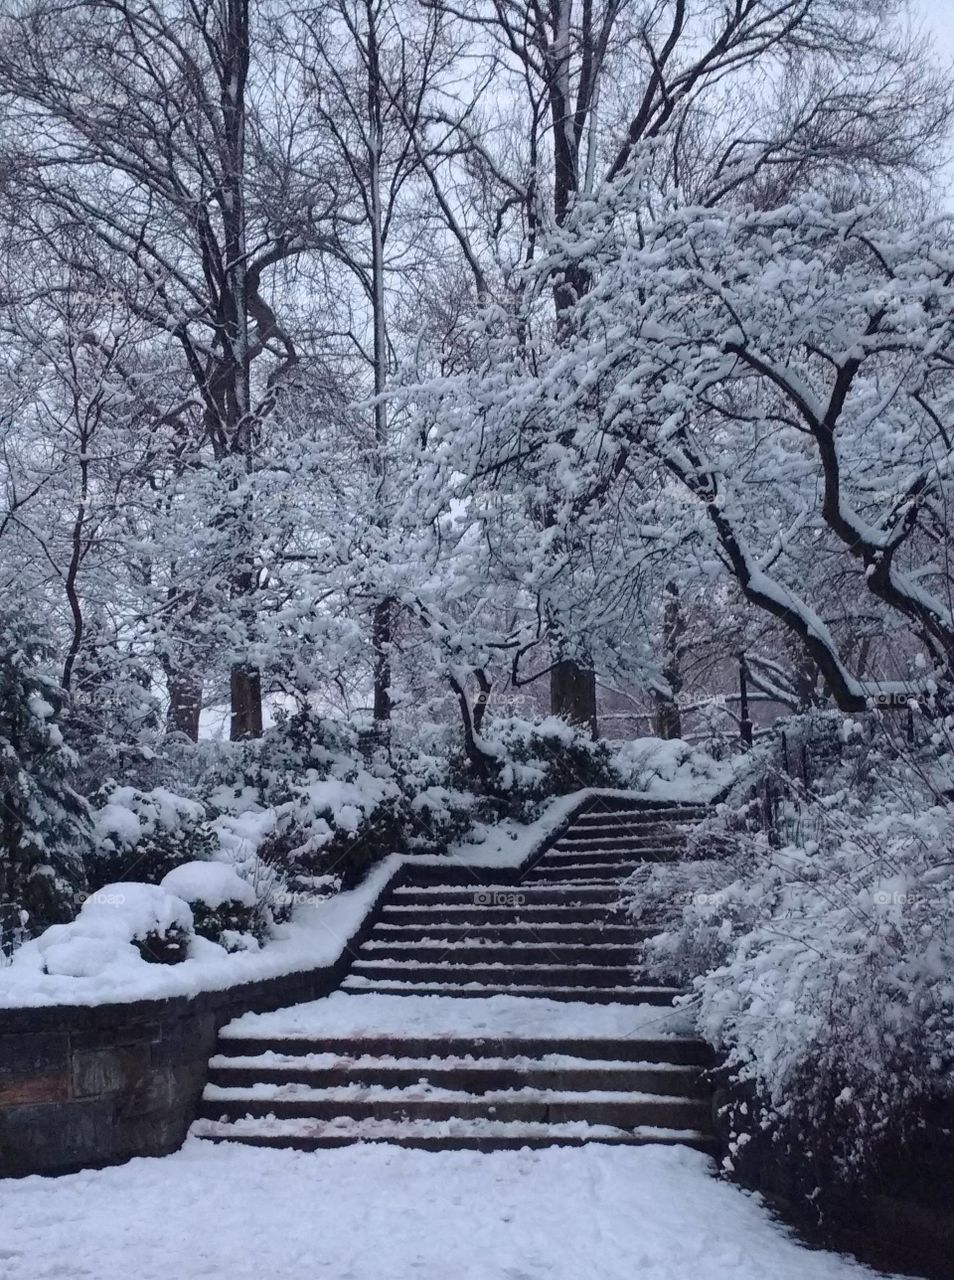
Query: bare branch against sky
917 1 954 197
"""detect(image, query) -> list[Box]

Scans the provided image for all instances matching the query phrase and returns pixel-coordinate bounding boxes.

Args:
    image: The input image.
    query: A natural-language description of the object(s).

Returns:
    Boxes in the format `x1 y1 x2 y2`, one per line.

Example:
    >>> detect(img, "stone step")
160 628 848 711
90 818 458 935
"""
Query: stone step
193 796 717 1162
556 826 692 843
551 837 686 856
572 813 706 831
519 870 632 880
390 885 621 906
368 922 653 945
378 905 614 926
558 832 695 846
524 863 642 881
216 1034 711 1065
357 943 639 966
561 821 695 835
192 1115 715 1152
348 961 641 987
208 1055 705 1097
548 841 686 857
569 819 702 834
340 977 684 1004
198 1085 711 1131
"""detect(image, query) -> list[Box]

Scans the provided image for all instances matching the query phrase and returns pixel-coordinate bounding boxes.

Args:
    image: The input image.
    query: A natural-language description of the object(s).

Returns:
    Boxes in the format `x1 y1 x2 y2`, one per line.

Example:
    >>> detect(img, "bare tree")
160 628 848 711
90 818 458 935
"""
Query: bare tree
0 0 344 737
290 0 458 730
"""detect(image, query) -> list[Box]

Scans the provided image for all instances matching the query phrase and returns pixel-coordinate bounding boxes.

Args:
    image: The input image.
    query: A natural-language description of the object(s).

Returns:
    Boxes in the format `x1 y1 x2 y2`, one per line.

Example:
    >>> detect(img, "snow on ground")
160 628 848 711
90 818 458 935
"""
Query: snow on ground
441 791 592 870
0 1138 900 1280
209 1048 699 1071
224 991 696 1040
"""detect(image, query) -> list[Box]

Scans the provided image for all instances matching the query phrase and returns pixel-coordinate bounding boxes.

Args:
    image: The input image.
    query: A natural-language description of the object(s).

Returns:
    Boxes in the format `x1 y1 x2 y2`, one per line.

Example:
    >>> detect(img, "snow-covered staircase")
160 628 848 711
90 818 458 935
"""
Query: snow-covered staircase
193 798 715 1152
339 802 705 1003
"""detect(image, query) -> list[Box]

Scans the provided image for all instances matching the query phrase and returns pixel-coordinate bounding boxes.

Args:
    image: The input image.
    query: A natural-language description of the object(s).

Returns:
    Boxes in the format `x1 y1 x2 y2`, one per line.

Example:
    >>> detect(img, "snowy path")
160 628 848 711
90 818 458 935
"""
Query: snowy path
0 1139 902 1280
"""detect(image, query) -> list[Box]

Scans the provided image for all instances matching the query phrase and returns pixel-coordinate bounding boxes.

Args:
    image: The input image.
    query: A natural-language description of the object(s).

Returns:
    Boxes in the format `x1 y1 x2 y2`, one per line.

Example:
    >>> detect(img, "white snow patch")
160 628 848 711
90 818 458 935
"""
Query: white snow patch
161 861 256 909
224 991 695 1041
0 1139 904 1279
12 883 194 981
614 739 738 800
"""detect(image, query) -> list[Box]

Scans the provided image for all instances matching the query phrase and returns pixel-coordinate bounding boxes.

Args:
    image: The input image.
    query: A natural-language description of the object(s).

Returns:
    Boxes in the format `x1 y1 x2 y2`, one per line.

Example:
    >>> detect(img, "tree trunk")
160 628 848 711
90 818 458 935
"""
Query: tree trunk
372 598 392 724
219 0 263 742
230 665 263 740
653 582 684 738
449 670 498 784
165 666 203 742
653 694 681 740
366 0 392 732
792 652 820 711
161 642 203 741
545 45 596 736
550 658 598 737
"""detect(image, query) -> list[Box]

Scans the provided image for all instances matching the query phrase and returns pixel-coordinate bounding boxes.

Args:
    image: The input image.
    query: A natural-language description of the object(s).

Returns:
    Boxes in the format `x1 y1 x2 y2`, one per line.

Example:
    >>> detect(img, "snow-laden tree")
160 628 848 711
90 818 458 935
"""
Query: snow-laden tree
0 615 91 941
408 0 953 727
409 170 954 711
0 0 950 747
282 0 463 730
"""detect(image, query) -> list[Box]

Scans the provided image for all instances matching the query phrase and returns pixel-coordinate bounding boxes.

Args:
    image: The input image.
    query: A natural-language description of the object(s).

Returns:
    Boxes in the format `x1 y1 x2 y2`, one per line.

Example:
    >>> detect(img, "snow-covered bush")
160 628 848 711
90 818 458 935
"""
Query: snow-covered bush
85 785 217 891
0 615 92 941
187 709 396 888
224 712 479 881
476 716 622 819
245 706 363 796
276 774 403 888
614 736 735 799
637 732 954 1195
209 805 296 931
389 726 479 852
403 784 477 853
20 882 195 975
85 784 289 944
161 861 260 952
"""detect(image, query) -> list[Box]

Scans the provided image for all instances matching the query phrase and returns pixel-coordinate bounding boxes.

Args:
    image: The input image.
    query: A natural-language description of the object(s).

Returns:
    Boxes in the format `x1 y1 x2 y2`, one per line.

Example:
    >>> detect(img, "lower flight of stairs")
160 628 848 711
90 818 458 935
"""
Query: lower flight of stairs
193 797 714 1152
192 1032 712 1151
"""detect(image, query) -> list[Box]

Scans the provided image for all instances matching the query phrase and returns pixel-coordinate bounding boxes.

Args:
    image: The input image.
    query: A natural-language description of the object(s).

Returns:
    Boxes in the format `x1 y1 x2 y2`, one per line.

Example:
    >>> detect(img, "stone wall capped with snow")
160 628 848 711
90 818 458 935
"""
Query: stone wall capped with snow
0 933 371 1176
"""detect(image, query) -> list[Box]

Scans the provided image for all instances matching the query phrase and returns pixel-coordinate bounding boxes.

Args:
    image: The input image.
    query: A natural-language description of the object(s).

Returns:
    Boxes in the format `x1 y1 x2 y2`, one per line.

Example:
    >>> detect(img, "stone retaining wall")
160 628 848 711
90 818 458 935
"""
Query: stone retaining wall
0 889 389 1178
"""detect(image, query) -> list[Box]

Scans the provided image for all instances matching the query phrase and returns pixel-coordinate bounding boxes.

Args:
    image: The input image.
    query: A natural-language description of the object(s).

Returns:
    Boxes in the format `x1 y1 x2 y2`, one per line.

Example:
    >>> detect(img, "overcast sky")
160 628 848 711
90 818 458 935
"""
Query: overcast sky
918 0 954 57
917 0 954 65
915 0 954 200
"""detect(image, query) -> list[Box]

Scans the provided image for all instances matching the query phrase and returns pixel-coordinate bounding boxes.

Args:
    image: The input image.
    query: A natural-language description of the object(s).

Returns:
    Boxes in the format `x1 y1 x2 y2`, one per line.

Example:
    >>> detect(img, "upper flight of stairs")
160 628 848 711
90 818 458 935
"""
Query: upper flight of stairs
193 796 715 1152
337 801 706 1003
